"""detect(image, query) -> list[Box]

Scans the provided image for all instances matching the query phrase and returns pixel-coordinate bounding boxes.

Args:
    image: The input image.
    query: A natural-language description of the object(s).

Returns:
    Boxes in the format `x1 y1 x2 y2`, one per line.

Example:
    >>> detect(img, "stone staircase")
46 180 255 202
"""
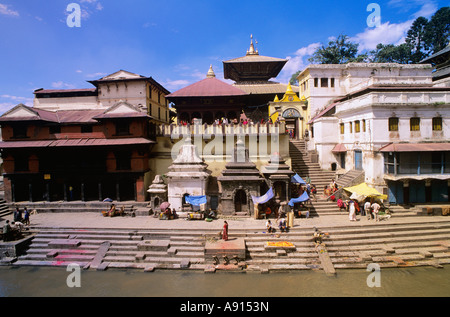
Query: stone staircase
246 220 450 272
14 228 209 271
335 169 365 189
10 220 450 273
289 140 335 190
9 201 148 215
289 140 340 216
0 199 11 218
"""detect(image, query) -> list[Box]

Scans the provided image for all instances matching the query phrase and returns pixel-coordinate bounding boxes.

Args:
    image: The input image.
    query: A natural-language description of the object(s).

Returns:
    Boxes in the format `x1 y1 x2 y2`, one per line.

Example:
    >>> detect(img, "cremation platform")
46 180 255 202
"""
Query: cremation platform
204 237 246 260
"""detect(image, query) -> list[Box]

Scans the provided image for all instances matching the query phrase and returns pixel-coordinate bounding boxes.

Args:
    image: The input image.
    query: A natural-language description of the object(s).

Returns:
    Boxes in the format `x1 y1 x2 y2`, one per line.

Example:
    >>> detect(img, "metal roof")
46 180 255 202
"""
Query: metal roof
0 138 154 149
379 143 450 152
167 77 248 98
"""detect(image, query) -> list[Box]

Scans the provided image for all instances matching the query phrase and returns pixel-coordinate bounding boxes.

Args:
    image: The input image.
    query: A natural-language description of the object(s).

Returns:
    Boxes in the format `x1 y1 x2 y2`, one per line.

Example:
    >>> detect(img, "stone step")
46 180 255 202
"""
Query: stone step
13 260 89 268
19 253 94 262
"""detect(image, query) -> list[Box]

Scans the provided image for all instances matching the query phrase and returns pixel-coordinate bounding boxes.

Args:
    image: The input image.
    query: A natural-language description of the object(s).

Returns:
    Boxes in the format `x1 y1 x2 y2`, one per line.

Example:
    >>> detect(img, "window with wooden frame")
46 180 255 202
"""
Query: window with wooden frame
432 117 442 131
410 117 420 131
340 123 345 134
115 120 131 136
355 120 361 133
388 117 399 131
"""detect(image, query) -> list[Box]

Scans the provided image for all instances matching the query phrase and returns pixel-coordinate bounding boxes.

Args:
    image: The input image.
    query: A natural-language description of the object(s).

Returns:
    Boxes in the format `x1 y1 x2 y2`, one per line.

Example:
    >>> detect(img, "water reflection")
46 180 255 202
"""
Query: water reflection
0 266 449 297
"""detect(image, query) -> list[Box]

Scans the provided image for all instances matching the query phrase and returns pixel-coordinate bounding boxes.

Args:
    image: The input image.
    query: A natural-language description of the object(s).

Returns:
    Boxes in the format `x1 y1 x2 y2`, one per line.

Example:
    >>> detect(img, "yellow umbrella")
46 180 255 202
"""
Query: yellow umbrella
344 183 387 200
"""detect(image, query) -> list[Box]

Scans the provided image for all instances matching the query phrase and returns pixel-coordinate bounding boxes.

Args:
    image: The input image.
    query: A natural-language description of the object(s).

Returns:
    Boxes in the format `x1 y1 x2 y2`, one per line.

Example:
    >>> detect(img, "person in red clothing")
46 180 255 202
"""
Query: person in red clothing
222 221 228 241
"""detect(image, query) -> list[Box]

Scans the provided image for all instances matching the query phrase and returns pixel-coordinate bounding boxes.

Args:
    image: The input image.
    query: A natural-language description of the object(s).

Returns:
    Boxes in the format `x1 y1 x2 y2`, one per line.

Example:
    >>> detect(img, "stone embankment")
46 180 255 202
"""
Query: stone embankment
5 217 450 274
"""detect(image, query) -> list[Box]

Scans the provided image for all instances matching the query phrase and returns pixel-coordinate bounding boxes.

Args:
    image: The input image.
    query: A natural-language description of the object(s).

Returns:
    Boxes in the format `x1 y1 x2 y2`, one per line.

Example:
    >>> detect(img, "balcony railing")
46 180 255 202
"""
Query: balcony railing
158 122 286 138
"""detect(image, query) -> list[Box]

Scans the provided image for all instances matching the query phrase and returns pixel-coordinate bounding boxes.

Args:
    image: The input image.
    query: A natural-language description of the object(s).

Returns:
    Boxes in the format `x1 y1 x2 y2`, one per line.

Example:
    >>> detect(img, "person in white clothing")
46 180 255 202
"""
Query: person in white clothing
371 202 381 221
364 200 372 220
349 200 357 221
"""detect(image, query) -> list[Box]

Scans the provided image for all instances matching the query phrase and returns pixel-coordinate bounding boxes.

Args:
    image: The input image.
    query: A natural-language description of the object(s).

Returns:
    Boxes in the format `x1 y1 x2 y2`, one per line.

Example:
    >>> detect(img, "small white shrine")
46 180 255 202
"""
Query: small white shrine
166 137 211 212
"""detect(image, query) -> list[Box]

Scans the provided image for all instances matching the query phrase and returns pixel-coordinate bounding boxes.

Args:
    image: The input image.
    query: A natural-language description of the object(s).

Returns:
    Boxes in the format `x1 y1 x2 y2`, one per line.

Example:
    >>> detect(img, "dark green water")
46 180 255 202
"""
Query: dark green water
0 265 449 297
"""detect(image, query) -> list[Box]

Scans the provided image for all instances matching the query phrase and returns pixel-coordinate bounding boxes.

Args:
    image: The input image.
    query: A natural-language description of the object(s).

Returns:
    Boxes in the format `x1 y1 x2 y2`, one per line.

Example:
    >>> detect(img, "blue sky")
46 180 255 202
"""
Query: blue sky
0 0 448 114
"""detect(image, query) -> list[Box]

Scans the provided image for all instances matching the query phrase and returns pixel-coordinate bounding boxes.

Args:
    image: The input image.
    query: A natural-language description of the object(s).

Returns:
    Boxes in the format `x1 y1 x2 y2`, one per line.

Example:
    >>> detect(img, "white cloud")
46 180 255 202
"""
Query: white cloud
413 1 438 18
278 43 320 83
352 0 439 52
164 79 191 91
0 3 19 17
86 72 107 78
388 0 438 19
51 81 76 89
351 20 413 51
0 95 33 114
69 0 103 20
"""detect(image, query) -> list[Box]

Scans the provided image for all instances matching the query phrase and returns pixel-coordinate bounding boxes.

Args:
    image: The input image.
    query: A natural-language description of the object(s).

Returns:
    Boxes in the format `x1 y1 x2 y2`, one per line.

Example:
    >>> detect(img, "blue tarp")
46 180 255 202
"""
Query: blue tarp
291 174 306 185
288 191 310 207
251 188 275 205
185 195 207 206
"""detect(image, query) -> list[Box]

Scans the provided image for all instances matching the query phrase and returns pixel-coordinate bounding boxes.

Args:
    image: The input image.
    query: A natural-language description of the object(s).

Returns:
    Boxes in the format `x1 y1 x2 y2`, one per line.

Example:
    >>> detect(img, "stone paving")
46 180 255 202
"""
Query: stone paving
6 210 448 232
2 211 450 273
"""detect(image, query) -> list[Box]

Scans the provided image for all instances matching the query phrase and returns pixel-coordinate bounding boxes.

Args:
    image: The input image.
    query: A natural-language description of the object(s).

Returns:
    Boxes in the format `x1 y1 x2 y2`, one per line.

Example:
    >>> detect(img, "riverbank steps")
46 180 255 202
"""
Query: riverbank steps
3 216 450 274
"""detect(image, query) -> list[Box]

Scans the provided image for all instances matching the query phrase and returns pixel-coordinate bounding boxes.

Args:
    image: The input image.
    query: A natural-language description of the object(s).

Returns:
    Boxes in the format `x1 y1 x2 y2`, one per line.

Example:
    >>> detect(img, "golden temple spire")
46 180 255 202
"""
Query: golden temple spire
246 34 259 56
206 65 216 78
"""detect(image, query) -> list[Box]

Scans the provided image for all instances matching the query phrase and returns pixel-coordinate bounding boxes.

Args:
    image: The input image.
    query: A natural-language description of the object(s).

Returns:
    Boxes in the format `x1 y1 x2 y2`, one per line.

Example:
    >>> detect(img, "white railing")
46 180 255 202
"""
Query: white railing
158 122 286 138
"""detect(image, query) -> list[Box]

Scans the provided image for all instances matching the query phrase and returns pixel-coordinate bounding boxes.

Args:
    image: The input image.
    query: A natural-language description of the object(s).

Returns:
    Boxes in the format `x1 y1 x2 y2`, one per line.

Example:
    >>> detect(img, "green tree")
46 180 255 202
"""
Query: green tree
308 35 367 64
424 7 450 54
369 43 412 63
289 70 301 85
405 16 429 63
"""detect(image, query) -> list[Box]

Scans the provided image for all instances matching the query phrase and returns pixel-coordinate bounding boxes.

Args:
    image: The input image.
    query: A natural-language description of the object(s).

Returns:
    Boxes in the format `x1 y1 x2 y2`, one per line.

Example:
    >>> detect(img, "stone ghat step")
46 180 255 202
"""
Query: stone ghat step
31 237 145 248
12 260 90 268
35 233 144 241
19 253 95 262
30 221 450 242
327 227 450 241
23 247 205 259
249 251 318 259
103 255 205 264
106 262 207 271
326 231 450 246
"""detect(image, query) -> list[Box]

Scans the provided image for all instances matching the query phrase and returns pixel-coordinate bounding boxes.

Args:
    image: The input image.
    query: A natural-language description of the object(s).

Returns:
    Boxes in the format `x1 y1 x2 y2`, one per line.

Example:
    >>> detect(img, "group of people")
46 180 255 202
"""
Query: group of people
324 179 338 198
265 216 288 234
158 207 178 220
102 204 125 217
3 206 31 242
337 198 383 222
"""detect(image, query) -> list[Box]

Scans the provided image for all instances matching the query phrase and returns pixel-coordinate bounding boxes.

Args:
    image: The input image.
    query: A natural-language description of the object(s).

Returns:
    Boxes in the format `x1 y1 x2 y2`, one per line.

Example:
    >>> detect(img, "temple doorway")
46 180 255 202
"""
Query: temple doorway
234 189 247 213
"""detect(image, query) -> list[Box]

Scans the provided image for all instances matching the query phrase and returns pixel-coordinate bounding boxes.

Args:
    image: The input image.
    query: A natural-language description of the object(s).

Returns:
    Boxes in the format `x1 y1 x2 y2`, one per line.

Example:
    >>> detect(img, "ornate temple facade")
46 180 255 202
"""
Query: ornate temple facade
299 43 450 205
0 70 170 203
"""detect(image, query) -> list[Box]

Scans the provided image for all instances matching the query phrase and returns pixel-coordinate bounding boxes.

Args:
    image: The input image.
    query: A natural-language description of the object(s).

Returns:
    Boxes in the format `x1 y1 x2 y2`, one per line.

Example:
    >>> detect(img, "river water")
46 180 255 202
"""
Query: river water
0 265 449 298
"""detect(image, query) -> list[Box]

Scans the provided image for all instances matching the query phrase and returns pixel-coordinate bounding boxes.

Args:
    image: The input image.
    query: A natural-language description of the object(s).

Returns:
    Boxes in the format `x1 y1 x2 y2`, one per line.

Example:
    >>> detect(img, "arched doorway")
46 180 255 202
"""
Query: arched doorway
273 181 286 201
234 189 247 213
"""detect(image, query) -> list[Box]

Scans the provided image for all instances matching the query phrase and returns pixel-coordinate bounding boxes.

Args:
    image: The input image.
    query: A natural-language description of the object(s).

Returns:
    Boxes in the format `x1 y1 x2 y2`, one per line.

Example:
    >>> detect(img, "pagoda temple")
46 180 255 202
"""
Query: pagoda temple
223 35 299 111
166 65 248 124
167 36 299 124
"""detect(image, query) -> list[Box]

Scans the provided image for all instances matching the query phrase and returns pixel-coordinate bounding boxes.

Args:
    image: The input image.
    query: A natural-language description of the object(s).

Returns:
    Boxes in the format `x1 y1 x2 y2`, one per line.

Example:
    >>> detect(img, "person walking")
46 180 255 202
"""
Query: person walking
364 200 372 220
222 221 228 241
348 200 357 221
23 207 30 226
3 220 12 242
